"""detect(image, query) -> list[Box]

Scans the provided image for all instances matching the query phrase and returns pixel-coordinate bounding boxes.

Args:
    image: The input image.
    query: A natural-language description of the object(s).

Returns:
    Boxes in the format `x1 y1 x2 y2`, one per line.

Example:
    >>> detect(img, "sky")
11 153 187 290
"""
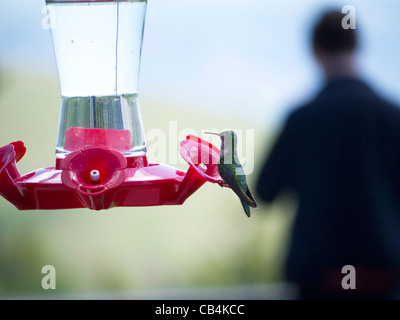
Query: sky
1 0 400 130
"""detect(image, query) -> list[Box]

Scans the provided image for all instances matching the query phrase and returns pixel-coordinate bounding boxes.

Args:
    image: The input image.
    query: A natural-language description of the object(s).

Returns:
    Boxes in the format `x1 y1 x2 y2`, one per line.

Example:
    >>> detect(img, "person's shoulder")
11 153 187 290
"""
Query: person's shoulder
279 104 313 132
301 78 399 114
362 82 400 115
285 99 319 122
372 91 400 111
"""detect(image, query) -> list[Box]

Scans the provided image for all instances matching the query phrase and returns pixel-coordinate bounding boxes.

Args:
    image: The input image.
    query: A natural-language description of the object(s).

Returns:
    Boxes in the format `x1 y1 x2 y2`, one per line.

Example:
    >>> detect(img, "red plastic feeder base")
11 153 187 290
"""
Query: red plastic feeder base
0 135 223 210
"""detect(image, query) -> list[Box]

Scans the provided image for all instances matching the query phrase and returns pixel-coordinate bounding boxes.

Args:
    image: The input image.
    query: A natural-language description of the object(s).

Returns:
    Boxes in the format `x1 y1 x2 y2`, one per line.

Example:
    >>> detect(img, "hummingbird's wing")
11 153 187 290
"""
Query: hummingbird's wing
218 165 258 209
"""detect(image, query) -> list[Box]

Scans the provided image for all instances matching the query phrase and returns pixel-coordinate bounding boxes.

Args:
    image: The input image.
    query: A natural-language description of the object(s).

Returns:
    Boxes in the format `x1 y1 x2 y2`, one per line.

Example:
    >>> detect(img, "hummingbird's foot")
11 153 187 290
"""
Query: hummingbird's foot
218 181 229 188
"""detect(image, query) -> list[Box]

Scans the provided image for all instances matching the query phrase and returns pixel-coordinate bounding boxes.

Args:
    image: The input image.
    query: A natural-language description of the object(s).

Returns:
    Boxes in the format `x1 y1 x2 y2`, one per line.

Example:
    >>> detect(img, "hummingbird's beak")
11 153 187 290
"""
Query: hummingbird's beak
204 132 222 136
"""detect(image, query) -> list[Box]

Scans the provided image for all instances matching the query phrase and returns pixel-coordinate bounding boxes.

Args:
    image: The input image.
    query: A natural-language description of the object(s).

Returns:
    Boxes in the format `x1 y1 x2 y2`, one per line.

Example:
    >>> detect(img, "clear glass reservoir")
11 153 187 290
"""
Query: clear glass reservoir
46 0 147 158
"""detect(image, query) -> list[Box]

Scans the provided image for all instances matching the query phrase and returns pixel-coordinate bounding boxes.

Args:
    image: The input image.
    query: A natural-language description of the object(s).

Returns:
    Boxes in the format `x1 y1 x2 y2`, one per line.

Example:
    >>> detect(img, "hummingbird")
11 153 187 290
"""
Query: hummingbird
206 130 258 217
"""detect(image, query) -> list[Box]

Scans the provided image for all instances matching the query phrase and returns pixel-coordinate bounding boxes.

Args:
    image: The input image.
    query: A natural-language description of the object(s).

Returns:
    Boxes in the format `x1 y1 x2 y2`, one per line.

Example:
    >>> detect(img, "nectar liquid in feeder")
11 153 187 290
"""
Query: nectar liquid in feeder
46 0 147 159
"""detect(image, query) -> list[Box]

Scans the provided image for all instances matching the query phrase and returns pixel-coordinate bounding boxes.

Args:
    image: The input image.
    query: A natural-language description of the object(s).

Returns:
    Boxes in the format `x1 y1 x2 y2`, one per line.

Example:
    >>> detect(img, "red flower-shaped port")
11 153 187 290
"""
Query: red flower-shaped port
180 134 224 185
0 141 27 209
0 141 26 178
0 144 15 175
61 146 127 196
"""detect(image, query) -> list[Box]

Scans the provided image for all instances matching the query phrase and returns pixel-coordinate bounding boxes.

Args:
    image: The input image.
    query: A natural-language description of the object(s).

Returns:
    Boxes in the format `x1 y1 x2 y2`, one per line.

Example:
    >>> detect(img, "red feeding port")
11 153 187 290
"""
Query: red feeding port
180 135 224 185
0 142 28 209
61 146 127 198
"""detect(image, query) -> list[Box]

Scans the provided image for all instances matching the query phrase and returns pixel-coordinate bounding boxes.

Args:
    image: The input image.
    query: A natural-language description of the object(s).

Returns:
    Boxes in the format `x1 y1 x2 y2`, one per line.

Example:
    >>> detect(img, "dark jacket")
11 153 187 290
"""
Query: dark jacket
256 78 400 291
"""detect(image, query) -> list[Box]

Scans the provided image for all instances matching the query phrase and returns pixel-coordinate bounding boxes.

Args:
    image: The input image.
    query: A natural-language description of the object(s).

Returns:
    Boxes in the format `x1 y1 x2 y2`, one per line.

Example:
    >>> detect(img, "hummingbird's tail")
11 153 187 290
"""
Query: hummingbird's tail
241 200 251 218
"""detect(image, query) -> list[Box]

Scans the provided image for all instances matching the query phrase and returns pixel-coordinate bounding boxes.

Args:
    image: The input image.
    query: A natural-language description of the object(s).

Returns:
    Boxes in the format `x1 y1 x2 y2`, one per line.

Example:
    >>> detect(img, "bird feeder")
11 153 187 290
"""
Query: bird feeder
0 0 224 210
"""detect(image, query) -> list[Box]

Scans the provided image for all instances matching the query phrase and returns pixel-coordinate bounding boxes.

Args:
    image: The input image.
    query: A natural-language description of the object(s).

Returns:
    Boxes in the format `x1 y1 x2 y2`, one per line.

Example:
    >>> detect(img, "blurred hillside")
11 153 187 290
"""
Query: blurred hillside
0 71 295 298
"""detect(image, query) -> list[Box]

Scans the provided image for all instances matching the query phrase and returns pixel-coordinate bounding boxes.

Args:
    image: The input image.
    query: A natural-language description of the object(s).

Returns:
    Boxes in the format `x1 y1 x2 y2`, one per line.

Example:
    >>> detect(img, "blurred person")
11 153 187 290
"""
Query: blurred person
256 10 400 299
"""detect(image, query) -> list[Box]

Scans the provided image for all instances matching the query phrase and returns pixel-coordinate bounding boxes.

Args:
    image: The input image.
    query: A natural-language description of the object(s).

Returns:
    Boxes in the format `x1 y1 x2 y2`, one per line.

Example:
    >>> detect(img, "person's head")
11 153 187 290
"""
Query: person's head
312 10 358 79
